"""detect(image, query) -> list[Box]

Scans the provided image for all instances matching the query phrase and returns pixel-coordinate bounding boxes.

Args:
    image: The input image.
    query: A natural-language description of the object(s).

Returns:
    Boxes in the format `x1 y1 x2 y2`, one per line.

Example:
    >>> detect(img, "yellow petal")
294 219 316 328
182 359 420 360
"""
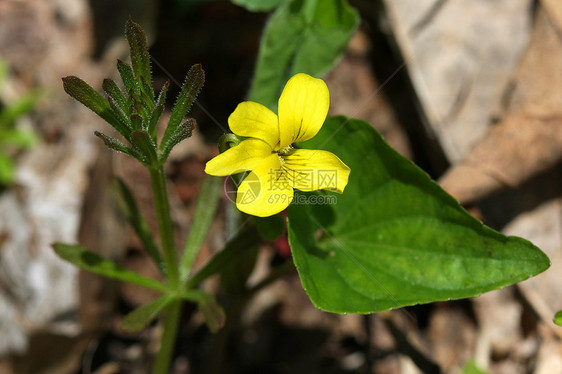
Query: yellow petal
205 138 272 176
282 149 350 193
236 154 294 217
278 73 329 148
228 101 279 148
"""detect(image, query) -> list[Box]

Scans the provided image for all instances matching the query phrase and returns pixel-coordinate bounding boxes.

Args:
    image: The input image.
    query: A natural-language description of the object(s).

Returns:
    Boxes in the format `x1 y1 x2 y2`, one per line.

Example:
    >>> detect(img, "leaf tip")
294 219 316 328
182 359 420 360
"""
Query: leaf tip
125 16 140 34
61 76 78 92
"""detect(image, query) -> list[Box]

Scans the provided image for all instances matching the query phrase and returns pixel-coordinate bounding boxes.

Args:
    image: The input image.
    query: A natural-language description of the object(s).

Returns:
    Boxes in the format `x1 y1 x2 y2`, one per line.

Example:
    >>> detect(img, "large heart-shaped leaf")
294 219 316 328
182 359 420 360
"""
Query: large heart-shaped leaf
288 116 550 313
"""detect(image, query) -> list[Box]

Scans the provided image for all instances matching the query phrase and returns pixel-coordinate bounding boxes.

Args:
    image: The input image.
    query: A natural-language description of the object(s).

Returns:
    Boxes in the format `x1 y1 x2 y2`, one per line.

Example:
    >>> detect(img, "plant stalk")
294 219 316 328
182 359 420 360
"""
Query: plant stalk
149 165 182 373
152 300 182 374
149 165 180 287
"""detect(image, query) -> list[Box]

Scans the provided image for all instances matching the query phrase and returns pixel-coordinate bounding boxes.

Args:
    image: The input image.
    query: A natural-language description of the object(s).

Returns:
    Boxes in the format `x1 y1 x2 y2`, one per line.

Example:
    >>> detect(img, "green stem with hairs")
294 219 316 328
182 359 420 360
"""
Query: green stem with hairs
149 165 181 373
149 165 179 287
152 300 182 374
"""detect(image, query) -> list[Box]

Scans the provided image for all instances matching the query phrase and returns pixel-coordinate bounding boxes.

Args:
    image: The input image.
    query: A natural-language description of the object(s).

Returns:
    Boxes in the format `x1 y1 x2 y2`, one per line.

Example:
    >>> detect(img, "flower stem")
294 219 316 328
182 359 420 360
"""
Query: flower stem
149 165 179 287
218 133 241 153
152 300 182 374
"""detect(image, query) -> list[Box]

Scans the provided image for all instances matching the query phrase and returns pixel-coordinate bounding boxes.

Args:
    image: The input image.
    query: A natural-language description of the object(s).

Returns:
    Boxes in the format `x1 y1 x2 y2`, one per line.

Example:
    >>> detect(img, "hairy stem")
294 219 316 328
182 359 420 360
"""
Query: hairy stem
149 165 182 373
152 301 182 374
149 165 179 287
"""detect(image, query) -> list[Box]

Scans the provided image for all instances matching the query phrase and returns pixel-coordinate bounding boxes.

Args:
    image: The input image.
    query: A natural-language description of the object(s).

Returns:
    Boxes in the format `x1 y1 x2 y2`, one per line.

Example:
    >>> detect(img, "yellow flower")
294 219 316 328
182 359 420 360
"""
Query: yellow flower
205 73 350 217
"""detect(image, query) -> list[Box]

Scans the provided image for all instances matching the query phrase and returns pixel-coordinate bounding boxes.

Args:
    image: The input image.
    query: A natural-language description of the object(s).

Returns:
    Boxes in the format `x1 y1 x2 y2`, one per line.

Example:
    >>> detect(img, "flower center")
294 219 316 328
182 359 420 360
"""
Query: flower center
278 145 294 156
277 145 295 165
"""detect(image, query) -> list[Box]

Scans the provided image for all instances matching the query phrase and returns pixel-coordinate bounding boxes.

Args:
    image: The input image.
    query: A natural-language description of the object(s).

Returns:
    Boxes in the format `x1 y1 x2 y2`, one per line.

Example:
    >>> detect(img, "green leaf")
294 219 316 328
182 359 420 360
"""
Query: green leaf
129 93 150 122
0 151 14 185
181 290 225 333
117 60 139 98
102 78 128 115
161 64 204 148
138 83 153 119
148 80 170 139
179 175 223 281
155 80 170 109
287 116 550 314
131 130 158 166
62 76 130 138
130 113 144 131
148 105 164 141
111 177 165 274
0 89 41 126
107 96 132 129
125 18 154 104
248 0 358 109
159 118 194 162
231 0 285 12
53 243 167 292
121 294 173 332
0 128 36 148
94 131 140 159
554 310 562 326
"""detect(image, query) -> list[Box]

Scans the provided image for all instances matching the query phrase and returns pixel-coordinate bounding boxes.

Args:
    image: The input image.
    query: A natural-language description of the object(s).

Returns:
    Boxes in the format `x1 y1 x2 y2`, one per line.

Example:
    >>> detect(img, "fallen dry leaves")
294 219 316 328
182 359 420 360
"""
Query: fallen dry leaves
439 6 562 205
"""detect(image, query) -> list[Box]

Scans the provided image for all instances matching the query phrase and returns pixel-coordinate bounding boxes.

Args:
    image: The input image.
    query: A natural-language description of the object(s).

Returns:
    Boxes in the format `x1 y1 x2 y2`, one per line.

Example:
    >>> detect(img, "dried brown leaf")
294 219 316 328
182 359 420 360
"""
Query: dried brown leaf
439 109 562 204
439 7 562 204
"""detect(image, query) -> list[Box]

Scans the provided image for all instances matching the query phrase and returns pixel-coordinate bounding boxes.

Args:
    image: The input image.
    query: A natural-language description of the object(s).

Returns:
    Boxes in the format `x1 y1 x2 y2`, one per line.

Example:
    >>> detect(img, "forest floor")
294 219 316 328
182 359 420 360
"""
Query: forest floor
0 1 561 373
